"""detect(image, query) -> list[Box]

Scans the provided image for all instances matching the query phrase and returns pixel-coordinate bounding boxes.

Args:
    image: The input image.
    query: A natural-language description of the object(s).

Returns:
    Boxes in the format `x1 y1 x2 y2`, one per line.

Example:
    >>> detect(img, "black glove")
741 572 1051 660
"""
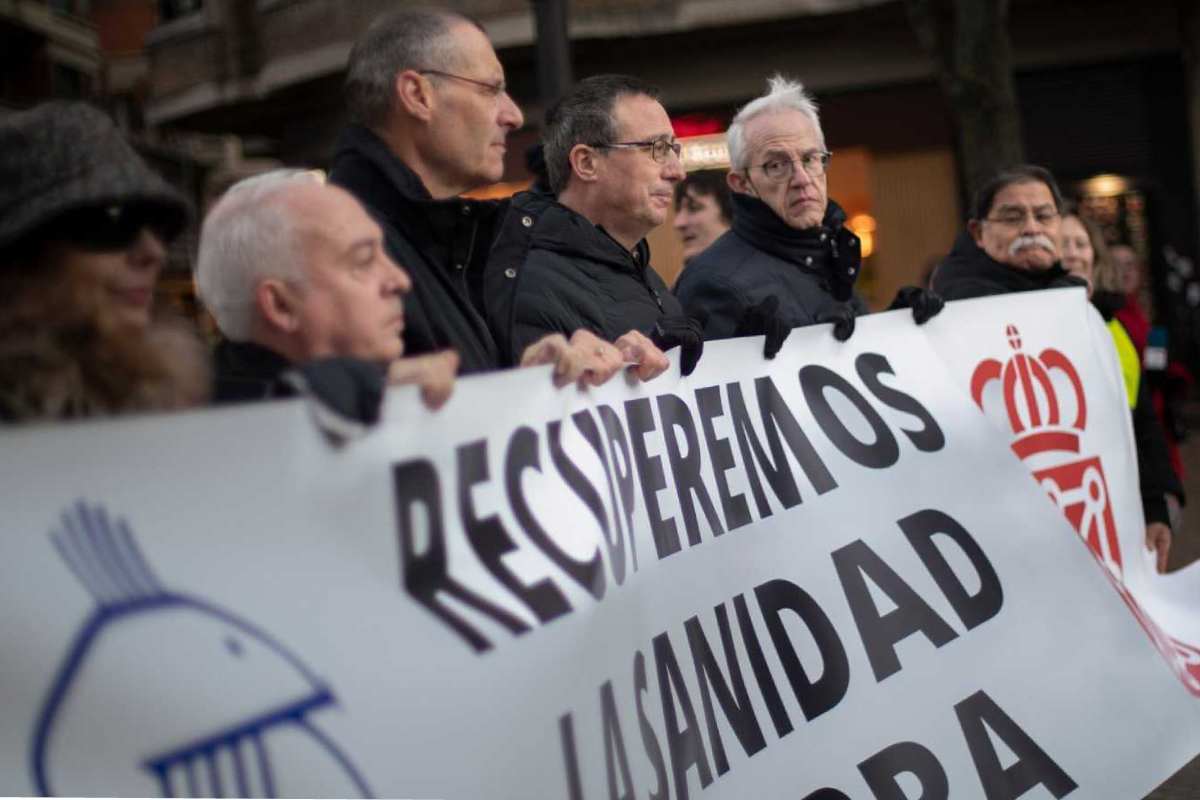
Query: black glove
650 315 705 376
888 286 945 325
281 357 388 442
816 303 856 342
734 295 792 359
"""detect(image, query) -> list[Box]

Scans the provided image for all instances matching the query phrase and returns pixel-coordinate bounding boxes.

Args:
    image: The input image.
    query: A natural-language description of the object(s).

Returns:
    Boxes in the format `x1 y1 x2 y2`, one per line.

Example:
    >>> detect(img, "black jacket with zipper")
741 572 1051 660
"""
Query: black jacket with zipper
673 194 865 339
483 190 683 365
328 124 503 374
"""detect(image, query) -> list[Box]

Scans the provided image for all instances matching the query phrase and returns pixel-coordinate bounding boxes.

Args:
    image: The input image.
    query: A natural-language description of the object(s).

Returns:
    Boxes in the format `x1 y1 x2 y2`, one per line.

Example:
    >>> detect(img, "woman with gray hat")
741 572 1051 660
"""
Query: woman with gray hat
0 101 208 422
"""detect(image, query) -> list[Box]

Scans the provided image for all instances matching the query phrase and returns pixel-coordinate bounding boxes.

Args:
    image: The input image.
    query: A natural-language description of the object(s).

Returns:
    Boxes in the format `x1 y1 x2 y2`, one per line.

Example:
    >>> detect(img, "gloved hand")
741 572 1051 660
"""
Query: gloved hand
734 295 792 359
281 357 387 443
650 315 705 376
888 286 945 325
816 303 856 341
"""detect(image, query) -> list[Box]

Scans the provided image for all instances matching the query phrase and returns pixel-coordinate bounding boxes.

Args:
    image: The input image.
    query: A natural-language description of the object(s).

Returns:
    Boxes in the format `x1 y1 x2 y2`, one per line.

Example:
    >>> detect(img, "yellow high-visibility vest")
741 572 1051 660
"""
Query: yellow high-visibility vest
1108 318 1140 408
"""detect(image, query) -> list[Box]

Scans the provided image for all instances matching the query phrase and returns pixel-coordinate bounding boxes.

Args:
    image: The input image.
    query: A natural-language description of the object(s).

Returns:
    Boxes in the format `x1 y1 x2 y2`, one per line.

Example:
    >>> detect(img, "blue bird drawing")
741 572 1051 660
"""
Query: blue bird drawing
29 500 373 798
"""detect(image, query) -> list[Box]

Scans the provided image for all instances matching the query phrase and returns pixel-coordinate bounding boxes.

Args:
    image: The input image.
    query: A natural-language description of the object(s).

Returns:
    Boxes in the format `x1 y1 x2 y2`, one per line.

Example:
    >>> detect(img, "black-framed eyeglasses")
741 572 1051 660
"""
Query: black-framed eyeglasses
56 203 174 251
983 207 1061 227
593 137 682 164
418 69 507 98
753 150 832 181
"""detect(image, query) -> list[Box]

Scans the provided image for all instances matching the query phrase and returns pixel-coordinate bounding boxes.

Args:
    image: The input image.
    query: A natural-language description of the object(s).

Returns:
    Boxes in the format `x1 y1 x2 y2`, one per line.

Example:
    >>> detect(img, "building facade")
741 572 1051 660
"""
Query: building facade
140 0 1200 323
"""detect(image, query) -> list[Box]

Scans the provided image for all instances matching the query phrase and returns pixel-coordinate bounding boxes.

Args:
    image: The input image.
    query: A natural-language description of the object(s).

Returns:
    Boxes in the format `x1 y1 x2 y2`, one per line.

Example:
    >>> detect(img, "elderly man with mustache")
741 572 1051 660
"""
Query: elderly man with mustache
932 165 1086 299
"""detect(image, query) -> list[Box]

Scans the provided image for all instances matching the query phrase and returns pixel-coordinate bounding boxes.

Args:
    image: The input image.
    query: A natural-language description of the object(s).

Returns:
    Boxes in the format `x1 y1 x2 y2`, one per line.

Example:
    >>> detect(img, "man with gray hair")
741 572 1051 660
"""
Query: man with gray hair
931 164 1083 300
197 169 459 411
676 75 940 357
329 7 629 385
482 74 696 376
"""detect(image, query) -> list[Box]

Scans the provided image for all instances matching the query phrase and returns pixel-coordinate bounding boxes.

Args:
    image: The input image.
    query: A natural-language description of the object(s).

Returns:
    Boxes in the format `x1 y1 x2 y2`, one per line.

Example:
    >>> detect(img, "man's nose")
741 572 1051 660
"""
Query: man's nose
789 163 814 189
673 212 688 231
663 153 685 183
386 257 412 295
498 92 524 131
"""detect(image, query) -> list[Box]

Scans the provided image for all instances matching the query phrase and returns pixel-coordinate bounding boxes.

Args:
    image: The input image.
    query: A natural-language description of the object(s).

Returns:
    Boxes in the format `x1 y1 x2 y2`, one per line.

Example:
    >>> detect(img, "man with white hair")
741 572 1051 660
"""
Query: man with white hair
676 75 942 357
932 164 1087 300
674 76 867 358
196 169 459 411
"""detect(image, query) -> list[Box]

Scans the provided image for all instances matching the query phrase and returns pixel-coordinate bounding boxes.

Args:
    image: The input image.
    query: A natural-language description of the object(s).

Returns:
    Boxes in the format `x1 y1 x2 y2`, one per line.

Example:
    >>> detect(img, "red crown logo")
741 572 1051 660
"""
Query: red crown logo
970 324 1088 460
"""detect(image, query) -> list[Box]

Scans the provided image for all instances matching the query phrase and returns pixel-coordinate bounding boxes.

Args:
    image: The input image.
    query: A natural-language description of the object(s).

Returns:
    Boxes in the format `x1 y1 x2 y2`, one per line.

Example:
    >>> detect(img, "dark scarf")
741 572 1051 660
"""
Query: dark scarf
934 231 1086 297
731 194 861 301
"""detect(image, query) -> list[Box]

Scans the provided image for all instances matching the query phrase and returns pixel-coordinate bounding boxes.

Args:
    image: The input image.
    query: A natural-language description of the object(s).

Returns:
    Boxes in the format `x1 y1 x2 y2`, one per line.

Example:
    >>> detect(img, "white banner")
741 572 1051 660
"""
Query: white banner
1 288 1197 799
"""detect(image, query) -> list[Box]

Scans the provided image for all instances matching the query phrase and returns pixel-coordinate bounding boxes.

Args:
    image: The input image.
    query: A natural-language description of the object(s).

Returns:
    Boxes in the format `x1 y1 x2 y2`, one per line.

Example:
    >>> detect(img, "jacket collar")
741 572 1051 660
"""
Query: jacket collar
732 194 848 264
515 191 651 275
730 194 860 300
330 125 432 213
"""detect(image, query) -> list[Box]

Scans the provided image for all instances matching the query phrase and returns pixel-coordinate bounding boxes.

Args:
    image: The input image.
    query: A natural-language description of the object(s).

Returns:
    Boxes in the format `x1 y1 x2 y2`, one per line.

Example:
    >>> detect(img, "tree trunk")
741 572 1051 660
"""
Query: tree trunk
1182 0 1200 260
905 0 1024 211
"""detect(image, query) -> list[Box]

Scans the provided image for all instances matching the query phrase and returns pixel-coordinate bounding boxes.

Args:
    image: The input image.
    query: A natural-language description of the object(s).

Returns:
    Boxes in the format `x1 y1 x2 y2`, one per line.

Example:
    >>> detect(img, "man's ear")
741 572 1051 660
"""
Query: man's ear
967 219 984 246
394 70 434 122
257 279 301 334
727 170 752 196
567 143 600 185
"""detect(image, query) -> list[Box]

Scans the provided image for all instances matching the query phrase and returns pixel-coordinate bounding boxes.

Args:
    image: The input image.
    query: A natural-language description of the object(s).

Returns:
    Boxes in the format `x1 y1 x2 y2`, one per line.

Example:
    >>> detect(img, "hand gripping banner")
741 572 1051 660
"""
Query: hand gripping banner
0 288 1197 798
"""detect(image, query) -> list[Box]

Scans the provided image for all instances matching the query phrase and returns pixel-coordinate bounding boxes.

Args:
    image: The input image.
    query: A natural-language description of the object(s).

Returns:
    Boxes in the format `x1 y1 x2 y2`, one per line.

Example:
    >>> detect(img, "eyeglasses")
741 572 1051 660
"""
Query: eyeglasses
752 150 832 181
418 69 507 98
56 204 173 251
983 207 1061 227
594 137 683 164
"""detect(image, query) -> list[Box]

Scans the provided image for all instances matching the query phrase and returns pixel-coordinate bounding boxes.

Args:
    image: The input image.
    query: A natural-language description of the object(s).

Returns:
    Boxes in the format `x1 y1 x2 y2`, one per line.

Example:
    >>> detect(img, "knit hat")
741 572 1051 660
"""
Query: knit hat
0 101 190 252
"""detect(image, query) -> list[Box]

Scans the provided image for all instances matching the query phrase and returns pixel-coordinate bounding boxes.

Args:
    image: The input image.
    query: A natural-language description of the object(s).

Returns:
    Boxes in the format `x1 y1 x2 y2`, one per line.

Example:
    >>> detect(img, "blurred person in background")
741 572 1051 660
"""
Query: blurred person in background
0 101 208 423
673 169 731 268
1060 208 1182 572
1111 244 1151 353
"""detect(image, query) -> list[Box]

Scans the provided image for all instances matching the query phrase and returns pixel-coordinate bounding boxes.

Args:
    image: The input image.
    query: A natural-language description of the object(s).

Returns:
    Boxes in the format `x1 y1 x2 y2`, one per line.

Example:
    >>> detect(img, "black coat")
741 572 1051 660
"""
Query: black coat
483 190 682 364
673 194 864 339
329 125 503 374
931 231 1086 300
211 339 295 403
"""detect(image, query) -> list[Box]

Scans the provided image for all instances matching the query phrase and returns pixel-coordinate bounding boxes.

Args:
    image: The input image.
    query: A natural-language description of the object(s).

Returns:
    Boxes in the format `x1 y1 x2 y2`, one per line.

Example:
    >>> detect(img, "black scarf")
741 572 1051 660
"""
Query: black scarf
731 194 861 301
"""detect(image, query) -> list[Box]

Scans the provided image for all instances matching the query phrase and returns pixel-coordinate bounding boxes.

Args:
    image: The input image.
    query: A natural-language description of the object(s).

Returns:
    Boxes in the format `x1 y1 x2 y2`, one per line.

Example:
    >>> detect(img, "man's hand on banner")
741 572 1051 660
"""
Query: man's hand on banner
1146 522 1172 574
735 295 792 358
615 329 671 381
520 330 624 387
816 303 857 342
649 315 704 376
889 286 945 325
387 350 459 410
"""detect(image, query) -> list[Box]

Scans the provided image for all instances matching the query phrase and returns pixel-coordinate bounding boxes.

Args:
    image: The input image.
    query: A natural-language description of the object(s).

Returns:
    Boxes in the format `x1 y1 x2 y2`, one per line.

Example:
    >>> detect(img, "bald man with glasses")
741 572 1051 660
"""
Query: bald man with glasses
483 74 699 377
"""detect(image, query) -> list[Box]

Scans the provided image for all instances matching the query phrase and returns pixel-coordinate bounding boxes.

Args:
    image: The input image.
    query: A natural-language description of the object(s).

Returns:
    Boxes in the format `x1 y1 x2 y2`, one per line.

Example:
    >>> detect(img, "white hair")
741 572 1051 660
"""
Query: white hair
726 74 824 171
194 169 323 341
